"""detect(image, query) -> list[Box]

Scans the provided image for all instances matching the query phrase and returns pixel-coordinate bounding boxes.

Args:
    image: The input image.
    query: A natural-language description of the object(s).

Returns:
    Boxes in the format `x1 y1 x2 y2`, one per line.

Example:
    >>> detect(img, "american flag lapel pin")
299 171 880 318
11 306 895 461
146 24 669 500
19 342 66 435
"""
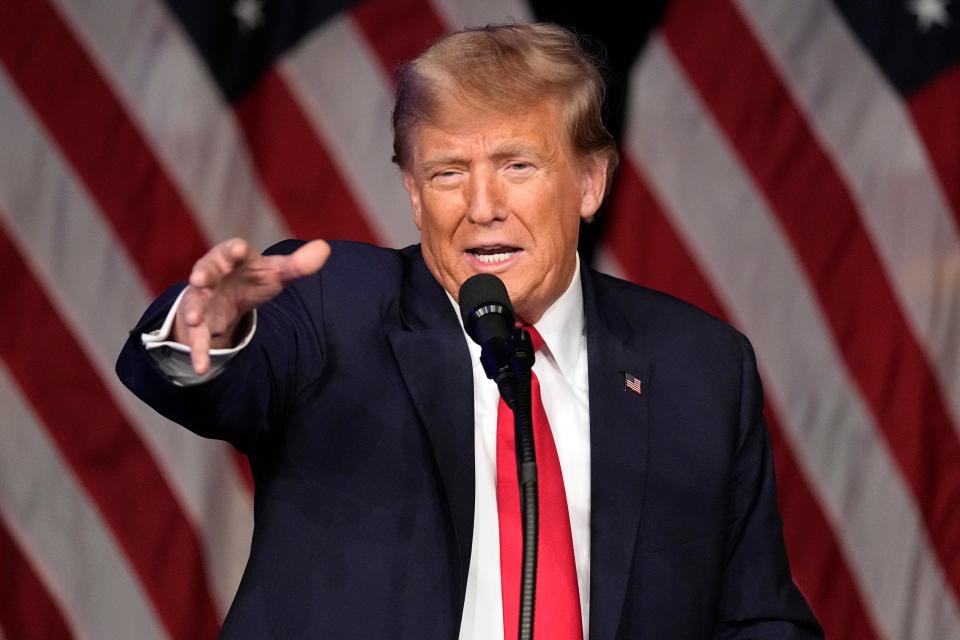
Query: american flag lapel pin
624 372 642 396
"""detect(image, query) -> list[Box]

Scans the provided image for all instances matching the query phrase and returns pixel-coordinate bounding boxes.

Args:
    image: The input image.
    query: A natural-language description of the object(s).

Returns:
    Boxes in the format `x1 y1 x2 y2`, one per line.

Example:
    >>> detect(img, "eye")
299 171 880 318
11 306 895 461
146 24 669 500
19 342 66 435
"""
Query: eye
430 169 463 187
505 161 536 177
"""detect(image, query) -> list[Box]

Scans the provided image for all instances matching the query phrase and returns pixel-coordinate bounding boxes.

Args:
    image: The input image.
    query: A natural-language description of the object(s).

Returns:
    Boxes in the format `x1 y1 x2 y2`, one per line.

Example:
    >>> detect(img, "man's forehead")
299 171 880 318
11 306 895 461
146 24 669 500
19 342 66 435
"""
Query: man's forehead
409 98 570 162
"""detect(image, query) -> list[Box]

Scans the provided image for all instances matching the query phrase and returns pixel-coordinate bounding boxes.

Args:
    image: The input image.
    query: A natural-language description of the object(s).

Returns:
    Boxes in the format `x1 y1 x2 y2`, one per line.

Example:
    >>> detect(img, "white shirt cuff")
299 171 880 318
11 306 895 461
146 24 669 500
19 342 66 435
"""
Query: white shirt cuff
141 288 257 386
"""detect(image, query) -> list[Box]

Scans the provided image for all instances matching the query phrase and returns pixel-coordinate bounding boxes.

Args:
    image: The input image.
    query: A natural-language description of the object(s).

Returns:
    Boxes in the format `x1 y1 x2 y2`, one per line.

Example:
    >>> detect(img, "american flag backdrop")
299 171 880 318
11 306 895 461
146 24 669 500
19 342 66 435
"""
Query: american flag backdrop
0 0 958 638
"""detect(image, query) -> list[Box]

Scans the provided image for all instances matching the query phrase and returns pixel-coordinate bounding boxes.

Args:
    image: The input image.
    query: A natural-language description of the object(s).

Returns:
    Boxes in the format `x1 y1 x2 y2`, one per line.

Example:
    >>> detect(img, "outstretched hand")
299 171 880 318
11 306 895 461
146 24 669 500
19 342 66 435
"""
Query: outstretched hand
173 238 330 374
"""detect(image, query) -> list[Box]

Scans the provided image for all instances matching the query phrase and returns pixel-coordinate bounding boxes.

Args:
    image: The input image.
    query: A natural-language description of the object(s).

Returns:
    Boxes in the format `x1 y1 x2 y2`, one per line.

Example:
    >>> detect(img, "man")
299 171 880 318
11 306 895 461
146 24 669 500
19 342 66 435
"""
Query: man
118 23 821 639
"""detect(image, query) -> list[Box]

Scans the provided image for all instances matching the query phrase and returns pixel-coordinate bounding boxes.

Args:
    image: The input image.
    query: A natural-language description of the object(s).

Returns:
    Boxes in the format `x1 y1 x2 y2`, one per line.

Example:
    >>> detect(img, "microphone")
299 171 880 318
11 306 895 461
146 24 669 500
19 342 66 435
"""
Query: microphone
459 274 537 408
458 273 514 349
459 274 539 640
459 274 520 403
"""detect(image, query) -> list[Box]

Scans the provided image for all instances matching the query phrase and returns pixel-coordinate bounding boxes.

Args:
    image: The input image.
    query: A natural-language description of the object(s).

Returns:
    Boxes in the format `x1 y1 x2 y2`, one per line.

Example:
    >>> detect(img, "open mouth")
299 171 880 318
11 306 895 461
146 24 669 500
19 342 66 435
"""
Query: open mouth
467 245 521 265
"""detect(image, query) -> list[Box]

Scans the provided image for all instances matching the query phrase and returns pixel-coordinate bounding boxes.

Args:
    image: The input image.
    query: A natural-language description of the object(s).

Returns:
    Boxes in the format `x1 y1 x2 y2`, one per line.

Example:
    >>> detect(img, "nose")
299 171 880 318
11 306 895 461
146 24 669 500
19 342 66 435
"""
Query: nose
465 169 507 224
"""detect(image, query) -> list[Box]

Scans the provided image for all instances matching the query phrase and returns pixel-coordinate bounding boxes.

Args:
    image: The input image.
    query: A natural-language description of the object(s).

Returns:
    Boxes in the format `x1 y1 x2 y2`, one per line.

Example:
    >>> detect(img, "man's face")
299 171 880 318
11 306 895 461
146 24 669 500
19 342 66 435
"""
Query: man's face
402 98 607 323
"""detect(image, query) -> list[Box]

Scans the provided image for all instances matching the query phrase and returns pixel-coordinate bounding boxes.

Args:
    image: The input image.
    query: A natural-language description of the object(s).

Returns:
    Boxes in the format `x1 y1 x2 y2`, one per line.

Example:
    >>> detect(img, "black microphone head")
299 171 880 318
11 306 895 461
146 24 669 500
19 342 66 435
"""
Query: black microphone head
458 274 515 346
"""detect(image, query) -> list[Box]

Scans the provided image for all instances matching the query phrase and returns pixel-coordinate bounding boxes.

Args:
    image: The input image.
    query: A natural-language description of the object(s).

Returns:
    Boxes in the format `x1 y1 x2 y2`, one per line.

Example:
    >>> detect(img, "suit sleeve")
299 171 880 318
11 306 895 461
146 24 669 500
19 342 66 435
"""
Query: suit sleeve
714 336 823 639
114 241 325 453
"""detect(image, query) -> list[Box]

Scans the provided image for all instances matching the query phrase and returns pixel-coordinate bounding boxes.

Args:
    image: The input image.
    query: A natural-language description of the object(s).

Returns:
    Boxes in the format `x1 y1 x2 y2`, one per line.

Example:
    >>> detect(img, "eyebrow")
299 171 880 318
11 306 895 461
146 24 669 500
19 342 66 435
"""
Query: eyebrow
489 143 543 161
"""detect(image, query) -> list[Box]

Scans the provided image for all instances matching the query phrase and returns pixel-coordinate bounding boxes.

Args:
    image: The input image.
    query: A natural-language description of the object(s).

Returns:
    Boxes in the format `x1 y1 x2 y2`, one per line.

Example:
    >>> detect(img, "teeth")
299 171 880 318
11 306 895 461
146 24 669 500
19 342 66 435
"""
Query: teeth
474 251 514 264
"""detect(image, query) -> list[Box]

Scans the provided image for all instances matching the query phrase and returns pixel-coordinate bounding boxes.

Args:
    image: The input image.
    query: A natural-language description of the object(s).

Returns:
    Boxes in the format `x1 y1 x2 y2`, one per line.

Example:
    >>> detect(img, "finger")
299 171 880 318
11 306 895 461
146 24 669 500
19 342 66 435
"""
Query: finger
189 255 224 289
220 237 252 267
277 240 331 283
172 288 209 353
179 287 208 328
189 238 252 289
186 320 212 375
190 325 210 376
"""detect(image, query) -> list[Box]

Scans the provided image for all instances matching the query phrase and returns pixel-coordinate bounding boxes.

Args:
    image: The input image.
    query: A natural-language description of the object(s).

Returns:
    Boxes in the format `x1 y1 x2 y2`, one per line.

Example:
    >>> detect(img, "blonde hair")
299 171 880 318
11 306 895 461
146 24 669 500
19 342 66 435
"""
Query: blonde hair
392 23 619 195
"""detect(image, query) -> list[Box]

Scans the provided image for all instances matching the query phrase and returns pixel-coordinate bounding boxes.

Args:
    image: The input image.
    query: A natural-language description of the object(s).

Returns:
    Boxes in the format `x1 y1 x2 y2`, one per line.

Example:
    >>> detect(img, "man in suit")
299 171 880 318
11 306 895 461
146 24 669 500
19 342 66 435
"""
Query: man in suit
117 23 821 639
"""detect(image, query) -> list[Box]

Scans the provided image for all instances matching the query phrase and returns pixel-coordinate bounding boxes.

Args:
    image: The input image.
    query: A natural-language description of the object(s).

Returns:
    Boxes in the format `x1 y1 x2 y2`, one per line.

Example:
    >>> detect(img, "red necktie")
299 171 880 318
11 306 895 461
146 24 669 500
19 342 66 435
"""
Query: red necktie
497 325 582 639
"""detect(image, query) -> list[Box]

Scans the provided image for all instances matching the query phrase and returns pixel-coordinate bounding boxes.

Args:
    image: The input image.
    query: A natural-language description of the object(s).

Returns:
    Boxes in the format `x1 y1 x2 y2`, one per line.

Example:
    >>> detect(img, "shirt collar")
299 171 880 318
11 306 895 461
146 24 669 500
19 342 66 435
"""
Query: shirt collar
448 254 585 385
530 253 584 384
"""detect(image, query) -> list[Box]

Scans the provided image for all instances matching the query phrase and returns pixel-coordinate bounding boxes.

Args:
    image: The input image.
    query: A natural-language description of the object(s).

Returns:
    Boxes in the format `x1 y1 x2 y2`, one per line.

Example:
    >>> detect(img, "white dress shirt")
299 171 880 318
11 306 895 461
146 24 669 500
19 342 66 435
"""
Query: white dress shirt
144 259 592 639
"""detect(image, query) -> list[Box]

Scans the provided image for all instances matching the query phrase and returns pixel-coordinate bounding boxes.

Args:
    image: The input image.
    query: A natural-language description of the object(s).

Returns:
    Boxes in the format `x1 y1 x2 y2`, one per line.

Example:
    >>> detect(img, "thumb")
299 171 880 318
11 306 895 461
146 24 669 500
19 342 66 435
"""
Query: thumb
280 239 330 282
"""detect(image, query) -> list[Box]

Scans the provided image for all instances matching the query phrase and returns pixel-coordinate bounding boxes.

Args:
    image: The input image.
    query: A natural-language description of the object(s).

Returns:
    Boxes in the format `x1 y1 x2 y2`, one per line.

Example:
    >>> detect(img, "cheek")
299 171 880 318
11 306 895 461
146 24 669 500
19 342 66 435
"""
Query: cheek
534 190 581 247
418 197 465 256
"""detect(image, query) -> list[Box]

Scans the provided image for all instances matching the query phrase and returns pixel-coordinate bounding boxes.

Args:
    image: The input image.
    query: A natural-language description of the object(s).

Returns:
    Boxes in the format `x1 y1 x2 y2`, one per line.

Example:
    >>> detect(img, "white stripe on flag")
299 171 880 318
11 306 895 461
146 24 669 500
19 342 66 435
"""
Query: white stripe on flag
52 0 290 250
734 0 960 437
0 67 251 617
279 15 419 248
0 363 166 640
626 36 960 640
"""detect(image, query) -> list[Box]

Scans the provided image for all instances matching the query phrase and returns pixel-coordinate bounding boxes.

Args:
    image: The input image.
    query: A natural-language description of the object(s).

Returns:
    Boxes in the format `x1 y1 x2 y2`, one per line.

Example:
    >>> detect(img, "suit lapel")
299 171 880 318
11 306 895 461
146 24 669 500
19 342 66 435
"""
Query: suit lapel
583 269 651 640
384 248 476 592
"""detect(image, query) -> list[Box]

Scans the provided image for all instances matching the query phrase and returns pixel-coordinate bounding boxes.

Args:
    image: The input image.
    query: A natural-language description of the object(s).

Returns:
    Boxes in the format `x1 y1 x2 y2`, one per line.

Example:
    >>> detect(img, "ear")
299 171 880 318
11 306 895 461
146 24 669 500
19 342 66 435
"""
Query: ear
402 171 424 230
578 155 608 222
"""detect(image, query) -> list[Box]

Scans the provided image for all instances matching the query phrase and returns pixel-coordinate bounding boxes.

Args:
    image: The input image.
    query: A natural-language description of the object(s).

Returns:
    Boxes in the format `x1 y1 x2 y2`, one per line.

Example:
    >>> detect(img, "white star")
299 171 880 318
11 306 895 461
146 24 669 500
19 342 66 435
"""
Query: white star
232 0 264 33
907 0 952 32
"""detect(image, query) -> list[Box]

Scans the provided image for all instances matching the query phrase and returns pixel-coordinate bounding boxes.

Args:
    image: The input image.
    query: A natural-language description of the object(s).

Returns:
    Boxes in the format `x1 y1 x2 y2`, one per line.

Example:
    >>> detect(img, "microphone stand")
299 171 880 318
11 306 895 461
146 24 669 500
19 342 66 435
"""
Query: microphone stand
491 328 539 640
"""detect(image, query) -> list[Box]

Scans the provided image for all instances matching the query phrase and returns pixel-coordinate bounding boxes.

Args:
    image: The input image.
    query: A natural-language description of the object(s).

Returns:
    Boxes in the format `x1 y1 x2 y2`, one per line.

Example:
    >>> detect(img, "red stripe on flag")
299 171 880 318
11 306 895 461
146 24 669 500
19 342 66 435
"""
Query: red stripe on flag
234 69 380 245
0 225 220 639
661 0 960 598
351 0 448 80
0 0 208 295
0 518 74 640
909 64 960 227
605 162 879 638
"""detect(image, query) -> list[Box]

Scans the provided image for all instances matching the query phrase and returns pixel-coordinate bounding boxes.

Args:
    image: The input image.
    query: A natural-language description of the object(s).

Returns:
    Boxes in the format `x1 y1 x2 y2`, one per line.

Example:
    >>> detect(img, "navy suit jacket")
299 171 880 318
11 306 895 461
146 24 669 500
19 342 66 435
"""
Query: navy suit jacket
117 240 821 639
